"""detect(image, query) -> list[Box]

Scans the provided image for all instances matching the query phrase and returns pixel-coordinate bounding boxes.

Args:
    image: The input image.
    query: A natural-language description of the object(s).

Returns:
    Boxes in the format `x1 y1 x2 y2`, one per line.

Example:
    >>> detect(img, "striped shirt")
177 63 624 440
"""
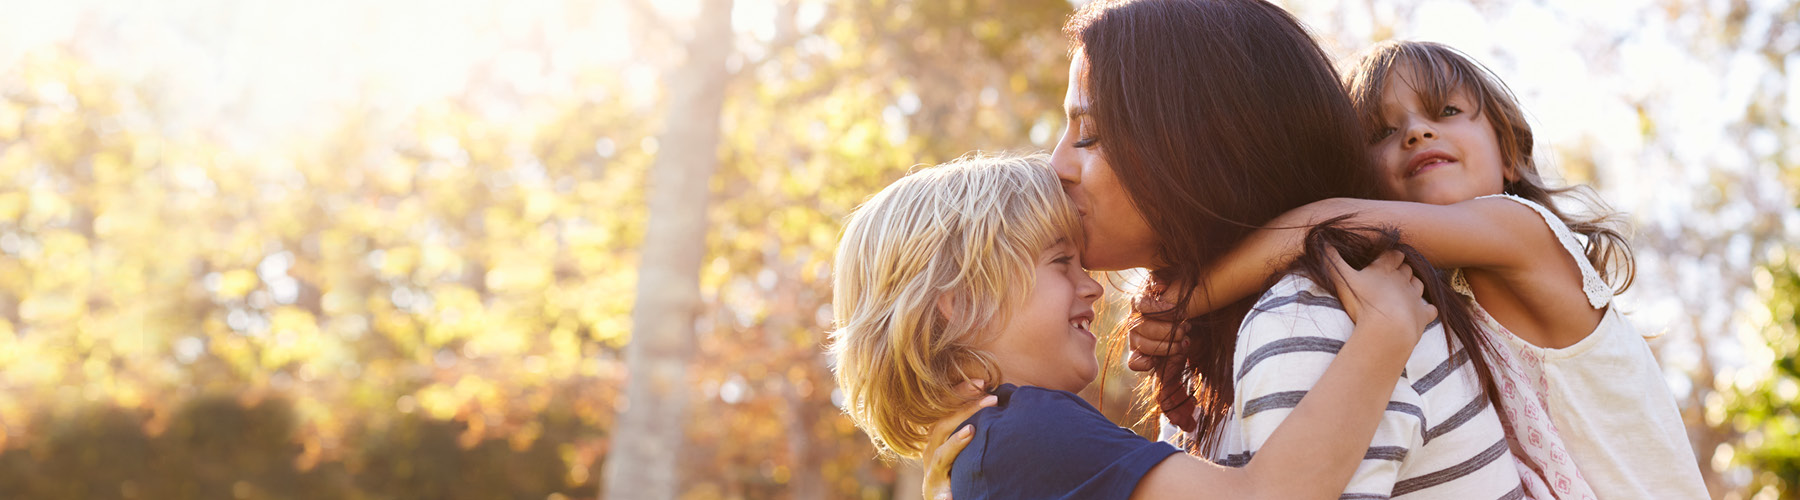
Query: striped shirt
1166 273 1525 500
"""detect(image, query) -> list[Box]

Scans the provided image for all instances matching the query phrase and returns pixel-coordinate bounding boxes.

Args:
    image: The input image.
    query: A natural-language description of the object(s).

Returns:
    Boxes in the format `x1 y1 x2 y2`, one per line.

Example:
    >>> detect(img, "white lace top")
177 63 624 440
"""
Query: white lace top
1450 194 1708 500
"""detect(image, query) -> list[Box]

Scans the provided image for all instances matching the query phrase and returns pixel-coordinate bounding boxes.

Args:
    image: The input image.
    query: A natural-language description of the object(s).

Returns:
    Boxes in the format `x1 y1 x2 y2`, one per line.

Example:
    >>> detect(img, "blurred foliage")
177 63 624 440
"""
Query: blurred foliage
0 0 1085 498
0 45 631 498
1727 251 1800 498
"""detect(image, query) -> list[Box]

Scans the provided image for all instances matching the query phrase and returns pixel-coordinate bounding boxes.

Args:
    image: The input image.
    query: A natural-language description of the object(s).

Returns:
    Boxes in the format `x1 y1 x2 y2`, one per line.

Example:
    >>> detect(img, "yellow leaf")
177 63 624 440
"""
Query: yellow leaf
217 269 260 300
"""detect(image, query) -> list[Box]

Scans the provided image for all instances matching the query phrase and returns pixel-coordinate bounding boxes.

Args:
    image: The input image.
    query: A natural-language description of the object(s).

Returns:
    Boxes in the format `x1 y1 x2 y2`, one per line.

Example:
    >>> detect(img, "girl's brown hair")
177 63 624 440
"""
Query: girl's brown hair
1344 40 1636 292
1065 0 1509 454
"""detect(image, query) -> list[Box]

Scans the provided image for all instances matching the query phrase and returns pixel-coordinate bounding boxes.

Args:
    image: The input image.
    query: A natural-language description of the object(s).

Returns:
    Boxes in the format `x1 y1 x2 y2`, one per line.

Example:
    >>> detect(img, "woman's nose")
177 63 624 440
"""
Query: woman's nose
1050 147 1081 185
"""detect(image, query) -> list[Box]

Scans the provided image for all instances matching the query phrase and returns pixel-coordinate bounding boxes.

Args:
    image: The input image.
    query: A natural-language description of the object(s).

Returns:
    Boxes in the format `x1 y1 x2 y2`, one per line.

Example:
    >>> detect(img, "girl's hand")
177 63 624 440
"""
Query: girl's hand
1126 290 1187 372
1323 247 1436 346
1126 284 1199 431
919 380 997 500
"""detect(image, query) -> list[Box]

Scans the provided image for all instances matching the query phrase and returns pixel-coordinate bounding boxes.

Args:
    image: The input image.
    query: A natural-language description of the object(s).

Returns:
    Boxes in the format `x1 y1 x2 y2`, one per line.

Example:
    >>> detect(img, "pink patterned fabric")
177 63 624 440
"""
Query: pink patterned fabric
1481 305 1600 500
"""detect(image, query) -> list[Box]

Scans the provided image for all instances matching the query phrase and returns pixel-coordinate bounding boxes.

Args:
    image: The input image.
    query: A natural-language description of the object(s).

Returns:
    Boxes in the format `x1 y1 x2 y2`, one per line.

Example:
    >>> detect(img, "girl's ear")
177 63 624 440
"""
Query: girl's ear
936 293 959 324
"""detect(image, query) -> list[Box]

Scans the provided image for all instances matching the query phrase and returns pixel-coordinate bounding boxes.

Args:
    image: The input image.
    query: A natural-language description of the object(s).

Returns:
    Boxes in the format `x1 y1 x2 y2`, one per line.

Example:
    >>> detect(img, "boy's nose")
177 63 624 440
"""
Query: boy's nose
1077 273 1103 301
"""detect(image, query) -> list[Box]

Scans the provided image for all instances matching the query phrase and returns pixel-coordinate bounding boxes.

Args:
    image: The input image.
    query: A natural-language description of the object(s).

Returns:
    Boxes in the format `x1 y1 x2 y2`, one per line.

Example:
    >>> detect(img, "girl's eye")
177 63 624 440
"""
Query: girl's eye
1370 126 1397 143
1053 255 1074 266
1441 105 1462 117
1072 136 1098 148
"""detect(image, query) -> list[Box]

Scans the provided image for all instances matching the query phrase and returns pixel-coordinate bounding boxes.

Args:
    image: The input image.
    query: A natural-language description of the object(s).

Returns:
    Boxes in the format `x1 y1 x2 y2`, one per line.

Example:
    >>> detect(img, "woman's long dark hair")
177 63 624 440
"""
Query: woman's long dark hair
1065 0 1509 455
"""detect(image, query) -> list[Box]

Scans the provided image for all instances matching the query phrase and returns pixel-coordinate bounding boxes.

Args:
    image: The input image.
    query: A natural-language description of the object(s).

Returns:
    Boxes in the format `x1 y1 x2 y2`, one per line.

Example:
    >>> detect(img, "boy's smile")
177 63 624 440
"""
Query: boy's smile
979 238 1104 394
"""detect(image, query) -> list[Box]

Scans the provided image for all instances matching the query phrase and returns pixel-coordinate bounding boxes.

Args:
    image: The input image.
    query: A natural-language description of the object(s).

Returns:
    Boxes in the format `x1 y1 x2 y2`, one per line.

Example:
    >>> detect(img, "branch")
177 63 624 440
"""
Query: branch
730 0 825 79
626 0 678 43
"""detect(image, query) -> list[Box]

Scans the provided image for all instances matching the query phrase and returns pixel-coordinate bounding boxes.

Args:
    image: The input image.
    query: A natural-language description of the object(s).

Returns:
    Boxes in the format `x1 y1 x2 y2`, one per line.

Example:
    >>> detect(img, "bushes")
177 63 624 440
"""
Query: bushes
0 395 598 500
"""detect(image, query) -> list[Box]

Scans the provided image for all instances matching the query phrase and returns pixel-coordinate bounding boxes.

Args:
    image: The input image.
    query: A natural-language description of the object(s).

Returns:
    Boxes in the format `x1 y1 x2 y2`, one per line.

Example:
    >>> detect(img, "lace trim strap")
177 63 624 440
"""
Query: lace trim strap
1475 194 1611 309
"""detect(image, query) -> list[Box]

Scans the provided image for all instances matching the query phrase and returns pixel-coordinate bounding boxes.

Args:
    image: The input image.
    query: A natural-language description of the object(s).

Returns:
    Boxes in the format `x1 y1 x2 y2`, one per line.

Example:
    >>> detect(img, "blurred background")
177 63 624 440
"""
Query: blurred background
0 0 1793 498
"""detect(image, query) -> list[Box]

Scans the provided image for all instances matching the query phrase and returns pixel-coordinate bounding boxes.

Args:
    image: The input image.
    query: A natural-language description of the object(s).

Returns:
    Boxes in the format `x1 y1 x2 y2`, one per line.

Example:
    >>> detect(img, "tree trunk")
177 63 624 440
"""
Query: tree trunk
894 462 923 500
601 1 734 499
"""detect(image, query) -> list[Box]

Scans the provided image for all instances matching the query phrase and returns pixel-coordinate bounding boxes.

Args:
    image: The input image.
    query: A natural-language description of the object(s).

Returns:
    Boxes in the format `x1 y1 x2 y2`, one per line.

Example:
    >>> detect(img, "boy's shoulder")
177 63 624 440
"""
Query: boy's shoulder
960 384 1108 437
951 385 1180 499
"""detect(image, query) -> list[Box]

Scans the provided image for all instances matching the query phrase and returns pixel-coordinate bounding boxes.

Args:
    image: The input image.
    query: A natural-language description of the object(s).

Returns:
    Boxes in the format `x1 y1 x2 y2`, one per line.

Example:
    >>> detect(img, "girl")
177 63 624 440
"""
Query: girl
1128 41 1709 499
828 153 1442 499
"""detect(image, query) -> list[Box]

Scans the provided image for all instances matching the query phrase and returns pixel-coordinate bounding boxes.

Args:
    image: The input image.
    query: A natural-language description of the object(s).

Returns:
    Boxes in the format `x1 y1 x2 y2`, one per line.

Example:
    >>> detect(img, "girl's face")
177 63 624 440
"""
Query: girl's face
1368 64 1513 205
980 239 1104 393
1049 51 1159 271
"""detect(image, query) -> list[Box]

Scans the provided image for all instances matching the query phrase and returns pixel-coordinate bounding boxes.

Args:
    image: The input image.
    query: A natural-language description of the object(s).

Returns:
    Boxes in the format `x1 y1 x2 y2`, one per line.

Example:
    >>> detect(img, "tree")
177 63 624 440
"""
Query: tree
603 0 735 498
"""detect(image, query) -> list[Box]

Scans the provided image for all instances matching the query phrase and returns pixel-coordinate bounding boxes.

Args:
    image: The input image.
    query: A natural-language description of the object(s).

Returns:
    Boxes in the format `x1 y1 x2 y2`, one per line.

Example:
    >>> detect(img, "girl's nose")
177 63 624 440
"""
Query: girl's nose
1404 126 1436 147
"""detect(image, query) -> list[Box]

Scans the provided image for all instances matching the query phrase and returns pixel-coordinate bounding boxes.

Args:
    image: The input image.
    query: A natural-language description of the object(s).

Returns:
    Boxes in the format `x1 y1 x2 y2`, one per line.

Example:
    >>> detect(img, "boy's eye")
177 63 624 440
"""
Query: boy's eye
1440 105 1462 117
1053 255 1074 266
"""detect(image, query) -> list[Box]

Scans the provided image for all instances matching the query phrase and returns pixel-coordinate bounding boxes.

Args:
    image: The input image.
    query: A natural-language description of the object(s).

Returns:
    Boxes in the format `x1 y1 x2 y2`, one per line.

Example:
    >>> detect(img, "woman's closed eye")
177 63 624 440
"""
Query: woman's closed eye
1072 119 1099 148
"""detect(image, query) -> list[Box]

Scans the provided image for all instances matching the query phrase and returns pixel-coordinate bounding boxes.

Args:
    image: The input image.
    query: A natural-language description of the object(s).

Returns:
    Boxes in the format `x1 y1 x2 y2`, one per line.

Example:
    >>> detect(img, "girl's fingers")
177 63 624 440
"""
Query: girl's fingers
924 393 995 460
928 424 975 471
956 378 987 398
1134 293 1176 315
1323 246 1355 291
1127 351 1158 372
1132 317 1181 342
1374 249 1406 271
1130 316 1188 343
1130 329 1186 356
922 425 974 500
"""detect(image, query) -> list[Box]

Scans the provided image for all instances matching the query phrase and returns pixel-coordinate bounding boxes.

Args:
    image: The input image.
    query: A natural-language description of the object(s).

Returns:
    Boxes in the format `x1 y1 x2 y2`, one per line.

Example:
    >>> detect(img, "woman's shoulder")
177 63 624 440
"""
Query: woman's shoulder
1235 272 1356 362
1243 272 1345 324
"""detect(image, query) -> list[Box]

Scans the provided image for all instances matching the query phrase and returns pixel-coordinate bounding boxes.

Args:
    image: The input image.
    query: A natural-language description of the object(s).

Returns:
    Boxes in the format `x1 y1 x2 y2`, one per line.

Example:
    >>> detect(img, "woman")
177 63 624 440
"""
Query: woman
925 0 1524 498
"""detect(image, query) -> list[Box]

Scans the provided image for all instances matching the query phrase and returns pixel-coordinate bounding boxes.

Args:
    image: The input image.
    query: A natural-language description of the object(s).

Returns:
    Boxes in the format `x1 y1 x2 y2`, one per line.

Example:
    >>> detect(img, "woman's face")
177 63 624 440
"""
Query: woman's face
1049 51 1159 271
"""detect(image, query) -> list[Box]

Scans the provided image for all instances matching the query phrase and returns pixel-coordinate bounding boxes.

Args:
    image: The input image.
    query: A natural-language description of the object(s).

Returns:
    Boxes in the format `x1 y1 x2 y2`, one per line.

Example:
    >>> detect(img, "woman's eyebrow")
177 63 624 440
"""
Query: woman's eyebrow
1066 104 1088 121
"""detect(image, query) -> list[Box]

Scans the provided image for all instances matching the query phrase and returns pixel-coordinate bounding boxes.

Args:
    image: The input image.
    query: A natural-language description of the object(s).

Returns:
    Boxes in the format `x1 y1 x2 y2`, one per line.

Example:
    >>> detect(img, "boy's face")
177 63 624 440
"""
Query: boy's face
981 238 1105 393
1367 64 1512 205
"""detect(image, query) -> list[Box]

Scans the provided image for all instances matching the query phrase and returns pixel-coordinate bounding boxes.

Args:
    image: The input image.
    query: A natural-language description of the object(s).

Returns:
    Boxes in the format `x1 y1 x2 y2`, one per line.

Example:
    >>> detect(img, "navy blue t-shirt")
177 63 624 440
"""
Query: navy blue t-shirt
949 384 1182 500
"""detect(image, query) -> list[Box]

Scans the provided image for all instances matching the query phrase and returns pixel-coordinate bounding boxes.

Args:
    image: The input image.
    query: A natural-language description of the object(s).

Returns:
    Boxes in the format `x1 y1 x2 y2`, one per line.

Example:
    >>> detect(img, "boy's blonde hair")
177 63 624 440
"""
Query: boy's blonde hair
827 153 1082 459
1344 40 1636 292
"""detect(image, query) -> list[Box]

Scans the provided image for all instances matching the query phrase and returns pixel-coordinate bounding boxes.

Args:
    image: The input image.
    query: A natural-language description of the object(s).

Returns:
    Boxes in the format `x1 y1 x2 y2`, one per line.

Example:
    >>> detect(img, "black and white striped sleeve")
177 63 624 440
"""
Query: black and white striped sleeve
1230 278 1425 499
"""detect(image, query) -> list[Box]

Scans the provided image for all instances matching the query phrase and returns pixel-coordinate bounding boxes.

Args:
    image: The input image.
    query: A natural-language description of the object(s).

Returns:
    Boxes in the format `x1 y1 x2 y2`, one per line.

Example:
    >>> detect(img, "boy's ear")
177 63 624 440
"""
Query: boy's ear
936 293 958 323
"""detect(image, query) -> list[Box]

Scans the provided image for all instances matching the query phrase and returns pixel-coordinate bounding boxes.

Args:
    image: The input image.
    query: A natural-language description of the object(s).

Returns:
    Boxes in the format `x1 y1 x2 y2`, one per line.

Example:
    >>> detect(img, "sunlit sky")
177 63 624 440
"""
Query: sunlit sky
3 0 1788 172
0 0 1792 409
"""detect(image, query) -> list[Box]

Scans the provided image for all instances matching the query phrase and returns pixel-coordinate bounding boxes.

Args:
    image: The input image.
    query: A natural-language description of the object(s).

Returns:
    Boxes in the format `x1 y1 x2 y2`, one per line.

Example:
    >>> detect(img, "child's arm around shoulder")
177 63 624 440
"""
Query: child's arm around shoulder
1190 196 1561 314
